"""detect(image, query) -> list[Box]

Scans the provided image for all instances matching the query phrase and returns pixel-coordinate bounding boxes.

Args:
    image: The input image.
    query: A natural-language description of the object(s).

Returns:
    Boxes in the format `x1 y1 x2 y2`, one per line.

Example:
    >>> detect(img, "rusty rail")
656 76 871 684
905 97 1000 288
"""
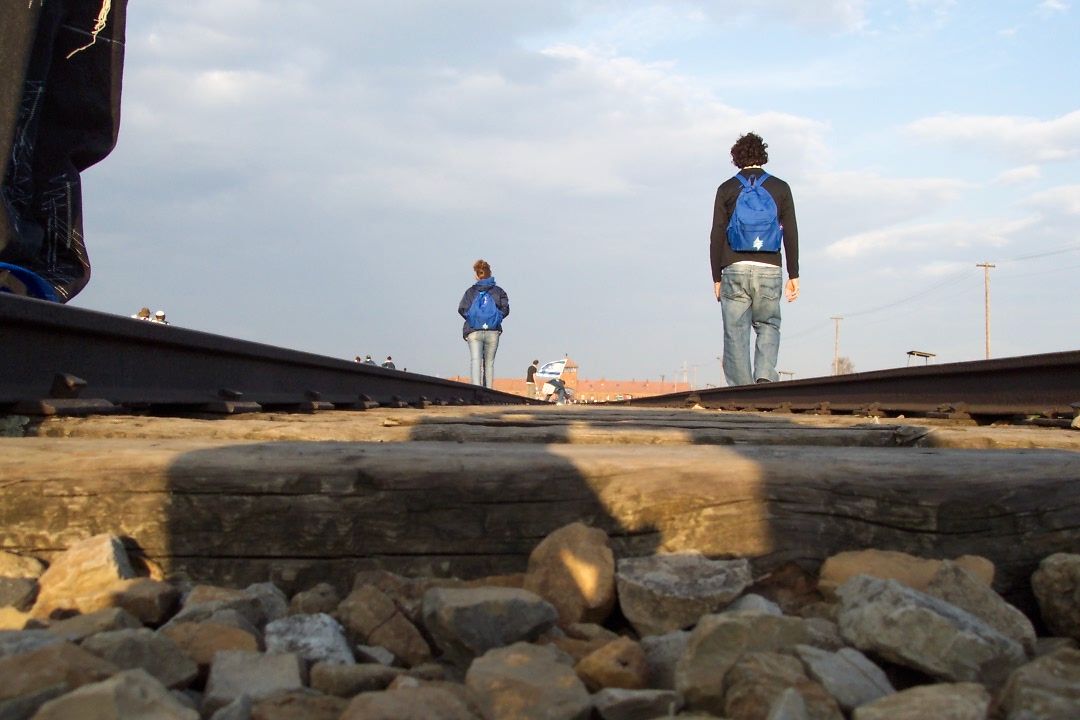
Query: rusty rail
0 294 530 415
623 350 1080 421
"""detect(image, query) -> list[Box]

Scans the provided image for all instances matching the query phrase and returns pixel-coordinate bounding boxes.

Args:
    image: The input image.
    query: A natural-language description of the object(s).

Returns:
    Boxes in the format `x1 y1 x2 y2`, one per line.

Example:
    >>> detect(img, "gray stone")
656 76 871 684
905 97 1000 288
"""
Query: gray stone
168 597 265 632
251 688 348 720
81 627 198 689
851 682 990 720
1032 553 1080 641
466 642 590 720
0 578 37 611
837 575 1026 684
727 592 783 616
264 612 354 665
209 694 253 720
0 629 62 658
422 586 557 666
616 553 752 637
310 661 404 697
640 629 689 691
202 650 304 715
996 647 1080 720
675 611 823 714
355 643 397 665
30 669 199 720
794 644 894 711
243 582 289 623
926 559 1037 654
592 688 683 720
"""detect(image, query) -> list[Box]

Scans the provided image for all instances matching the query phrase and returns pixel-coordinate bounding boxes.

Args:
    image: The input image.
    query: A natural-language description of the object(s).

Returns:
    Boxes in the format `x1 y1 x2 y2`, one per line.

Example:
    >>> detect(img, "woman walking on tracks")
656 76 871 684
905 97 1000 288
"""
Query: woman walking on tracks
458 259 510 388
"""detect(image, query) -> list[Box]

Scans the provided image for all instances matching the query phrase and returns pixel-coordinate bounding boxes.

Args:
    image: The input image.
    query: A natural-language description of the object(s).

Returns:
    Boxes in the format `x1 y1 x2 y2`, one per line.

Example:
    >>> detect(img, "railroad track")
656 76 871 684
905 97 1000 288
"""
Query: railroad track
0 293 529 415
2 293 1077 422
623 350 1080 424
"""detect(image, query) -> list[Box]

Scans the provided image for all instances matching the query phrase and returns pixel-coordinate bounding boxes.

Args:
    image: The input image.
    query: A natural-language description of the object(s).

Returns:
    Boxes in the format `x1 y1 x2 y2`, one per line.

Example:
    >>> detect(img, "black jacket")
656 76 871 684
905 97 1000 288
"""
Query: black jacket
457 278 510 339
710 169 799 282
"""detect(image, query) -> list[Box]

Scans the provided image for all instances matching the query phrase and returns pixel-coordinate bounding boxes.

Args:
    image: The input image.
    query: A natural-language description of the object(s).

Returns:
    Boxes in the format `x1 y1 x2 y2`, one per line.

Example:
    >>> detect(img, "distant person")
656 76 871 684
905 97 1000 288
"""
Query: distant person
132 307 151 321
525 359 539 399
382 356 396 369
151 309 168 325
362 354 376 365
457 258 509 388
543 377 569 404
710 132 799 386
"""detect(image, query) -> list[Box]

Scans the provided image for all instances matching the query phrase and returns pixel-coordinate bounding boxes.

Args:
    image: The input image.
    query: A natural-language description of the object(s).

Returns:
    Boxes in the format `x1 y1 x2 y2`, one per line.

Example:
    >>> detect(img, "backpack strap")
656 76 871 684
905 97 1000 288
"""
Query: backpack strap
734 171 771 189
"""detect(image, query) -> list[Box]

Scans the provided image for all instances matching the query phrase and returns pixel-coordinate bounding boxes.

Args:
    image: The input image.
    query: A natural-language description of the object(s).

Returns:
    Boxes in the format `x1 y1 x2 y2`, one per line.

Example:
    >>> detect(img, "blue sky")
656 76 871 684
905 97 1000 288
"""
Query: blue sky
75 0 1079 385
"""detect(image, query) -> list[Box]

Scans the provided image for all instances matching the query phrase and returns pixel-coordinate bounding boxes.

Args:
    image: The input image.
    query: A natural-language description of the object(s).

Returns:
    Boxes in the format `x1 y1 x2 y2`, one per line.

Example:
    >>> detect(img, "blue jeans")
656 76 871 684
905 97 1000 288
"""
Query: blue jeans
467 330 500 387
721 264 782 386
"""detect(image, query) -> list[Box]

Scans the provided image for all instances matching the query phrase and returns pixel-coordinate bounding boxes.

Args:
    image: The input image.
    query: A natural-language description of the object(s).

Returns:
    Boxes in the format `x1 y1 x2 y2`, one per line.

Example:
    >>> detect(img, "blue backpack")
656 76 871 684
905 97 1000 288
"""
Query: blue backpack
726 171 782 252
466 289 503 330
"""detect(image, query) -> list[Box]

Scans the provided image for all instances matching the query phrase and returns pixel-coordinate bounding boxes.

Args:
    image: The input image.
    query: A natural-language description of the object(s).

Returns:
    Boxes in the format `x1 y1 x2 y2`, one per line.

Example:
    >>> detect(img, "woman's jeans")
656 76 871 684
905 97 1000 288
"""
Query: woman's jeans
721 264 782 386
468 330 500 388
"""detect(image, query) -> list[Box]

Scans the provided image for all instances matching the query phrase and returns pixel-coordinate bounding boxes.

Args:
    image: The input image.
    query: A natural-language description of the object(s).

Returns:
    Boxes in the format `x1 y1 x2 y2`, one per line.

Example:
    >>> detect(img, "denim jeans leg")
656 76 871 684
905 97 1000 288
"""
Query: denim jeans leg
467 332 484 385
721 270 754 387
751 269 783 383
482 331 500 388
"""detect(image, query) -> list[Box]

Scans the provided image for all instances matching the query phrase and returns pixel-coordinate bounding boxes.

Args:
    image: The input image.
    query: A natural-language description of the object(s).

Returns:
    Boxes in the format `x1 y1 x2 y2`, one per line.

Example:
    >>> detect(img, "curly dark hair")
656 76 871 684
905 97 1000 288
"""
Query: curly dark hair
730 132 769 168
473 259 492 278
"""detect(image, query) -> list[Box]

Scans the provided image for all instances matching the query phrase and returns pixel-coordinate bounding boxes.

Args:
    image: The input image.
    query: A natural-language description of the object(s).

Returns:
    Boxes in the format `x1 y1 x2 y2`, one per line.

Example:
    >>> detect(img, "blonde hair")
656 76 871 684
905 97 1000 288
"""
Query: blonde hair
473 259 492 278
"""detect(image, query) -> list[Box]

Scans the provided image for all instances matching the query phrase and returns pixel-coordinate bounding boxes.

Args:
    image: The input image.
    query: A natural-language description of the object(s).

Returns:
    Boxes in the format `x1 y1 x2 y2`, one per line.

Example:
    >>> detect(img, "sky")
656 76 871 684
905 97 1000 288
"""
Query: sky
75 0 1080 386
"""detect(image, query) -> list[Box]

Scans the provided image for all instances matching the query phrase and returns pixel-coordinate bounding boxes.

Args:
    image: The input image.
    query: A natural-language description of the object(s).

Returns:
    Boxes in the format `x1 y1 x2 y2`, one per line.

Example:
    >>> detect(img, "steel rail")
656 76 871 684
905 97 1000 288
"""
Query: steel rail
0 294 530 414
623 350 1080 420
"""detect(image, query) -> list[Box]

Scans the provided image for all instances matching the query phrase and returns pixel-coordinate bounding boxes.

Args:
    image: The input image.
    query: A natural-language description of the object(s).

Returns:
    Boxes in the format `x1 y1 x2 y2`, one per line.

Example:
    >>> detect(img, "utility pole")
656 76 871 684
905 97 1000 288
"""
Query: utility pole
976 262 995 359
830 316 843 375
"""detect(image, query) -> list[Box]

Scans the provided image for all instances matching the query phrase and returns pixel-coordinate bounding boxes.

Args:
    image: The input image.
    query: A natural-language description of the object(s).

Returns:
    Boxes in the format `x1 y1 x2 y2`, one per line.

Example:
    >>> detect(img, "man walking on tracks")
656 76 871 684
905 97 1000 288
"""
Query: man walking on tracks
710 132 800 386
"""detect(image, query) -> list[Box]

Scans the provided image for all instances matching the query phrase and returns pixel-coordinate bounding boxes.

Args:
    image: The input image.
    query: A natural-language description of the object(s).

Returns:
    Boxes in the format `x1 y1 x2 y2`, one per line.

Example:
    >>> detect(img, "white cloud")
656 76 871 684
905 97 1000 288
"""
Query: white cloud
825 216 1030 258
1038 0 1070 14
905 110 1080 163
1022 184 1080 215
995 165 1042 185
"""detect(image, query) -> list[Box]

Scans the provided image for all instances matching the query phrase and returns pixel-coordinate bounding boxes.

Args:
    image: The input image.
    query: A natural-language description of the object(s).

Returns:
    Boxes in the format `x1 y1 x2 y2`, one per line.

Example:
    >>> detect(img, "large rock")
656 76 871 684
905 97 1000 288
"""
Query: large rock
340 684 479 720
264 613 354 666
851 682 990 720
996 647 1080 719
794 644 894 712
818 550 993 598
30 669 199 720
422 586 557 666
106 578 181 626
465 642 591 720
676 611 824 714
0 629 63 658
522 522 616 625
0 642 119 718
1032 553 1080 641
202 650 304 715
836 575 1025 684
31 534 137 618
616 553 752 636
81 627 198 689
722 651 842 720
925 559 1036 654
334 584 432 666
640 629 690 690
243 581 289 624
